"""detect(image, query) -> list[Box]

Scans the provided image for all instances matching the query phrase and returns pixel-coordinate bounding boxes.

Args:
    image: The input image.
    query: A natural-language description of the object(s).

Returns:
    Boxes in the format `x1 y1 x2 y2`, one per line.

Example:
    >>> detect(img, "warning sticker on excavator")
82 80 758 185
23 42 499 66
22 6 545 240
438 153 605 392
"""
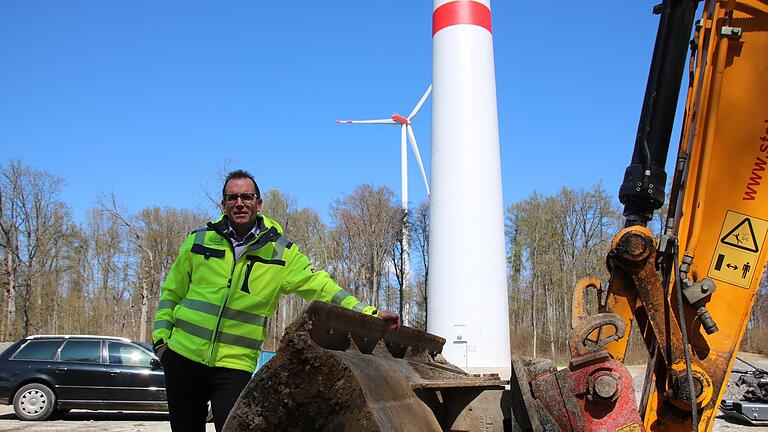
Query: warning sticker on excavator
709 211 768 288
720 217 761 252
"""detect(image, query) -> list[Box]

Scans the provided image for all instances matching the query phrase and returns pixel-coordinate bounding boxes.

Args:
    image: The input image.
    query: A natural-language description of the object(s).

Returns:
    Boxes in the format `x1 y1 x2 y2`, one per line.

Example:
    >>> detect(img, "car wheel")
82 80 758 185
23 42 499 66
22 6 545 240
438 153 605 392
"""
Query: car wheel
13 383 56 421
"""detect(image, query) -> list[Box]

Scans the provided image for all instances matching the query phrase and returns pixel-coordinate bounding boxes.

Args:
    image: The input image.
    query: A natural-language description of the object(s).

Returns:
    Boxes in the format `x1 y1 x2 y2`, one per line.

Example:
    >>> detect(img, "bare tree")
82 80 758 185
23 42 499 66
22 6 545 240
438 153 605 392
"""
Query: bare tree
99 195 154 341
201 158 236 210
505 184 619 359
410 202 430 329
262 189 297 233
0 160 24 339
136 206 207 341
261 189 302 349
100 194 207 342
329 185 400 308
3 162 71 336
389 208 408 324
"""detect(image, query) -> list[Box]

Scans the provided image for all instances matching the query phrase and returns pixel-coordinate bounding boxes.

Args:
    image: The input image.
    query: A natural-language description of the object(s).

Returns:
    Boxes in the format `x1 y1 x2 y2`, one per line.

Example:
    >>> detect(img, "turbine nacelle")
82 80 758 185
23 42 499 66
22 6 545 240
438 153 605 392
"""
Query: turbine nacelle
391 114 410 125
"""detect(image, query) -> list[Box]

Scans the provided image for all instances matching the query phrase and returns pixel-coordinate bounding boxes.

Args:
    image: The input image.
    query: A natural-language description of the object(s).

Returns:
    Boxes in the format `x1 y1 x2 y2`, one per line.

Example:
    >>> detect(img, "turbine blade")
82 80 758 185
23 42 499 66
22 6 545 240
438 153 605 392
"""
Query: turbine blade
336 119 397 124
406 125 430 197
407 85 432 120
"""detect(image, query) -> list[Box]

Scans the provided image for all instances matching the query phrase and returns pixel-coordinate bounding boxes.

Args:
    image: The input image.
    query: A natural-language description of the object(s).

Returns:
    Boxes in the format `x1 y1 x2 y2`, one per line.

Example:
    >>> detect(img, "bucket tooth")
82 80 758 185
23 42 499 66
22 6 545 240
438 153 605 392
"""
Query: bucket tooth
372 339 393 357
385 339 408 358
308 319 350 352
403 345 415 360
350 328 382 354
347 333 362 353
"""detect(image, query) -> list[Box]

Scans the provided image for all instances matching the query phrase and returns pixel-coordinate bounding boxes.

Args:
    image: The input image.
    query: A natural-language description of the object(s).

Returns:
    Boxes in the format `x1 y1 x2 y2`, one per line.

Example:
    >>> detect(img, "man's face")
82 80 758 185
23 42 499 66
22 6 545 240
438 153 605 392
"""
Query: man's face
221 177 262 228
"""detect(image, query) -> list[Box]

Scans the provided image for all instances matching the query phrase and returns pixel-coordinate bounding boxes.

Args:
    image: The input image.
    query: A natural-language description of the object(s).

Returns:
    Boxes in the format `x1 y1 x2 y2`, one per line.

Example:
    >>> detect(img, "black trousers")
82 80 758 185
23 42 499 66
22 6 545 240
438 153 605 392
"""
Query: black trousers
161 348 252 432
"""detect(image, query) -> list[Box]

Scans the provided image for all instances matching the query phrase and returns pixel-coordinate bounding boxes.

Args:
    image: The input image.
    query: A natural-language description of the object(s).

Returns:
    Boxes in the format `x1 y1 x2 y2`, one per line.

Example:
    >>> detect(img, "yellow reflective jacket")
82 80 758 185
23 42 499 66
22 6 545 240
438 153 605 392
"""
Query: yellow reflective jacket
152 214 377 372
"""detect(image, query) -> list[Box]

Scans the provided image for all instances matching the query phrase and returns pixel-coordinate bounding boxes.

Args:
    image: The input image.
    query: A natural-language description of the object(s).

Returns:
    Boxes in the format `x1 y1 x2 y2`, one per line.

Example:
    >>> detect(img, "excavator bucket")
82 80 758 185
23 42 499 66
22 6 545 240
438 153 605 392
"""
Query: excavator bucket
223 301 510 432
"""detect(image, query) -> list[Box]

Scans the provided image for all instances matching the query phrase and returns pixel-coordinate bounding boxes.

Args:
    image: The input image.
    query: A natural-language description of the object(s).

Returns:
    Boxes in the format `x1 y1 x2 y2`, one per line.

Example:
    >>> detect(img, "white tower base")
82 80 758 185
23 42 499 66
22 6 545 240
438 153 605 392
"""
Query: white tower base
428 0 511 380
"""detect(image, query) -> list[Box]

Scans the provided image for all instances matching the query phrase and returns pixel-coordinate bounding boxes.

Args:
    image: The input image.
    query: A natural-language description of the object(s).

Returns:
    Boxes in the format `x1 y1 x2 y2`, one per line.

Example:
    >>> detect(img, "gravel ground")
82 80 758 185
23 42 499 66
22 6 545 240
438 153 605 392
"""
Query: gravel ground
627 352 768 431
0 354 765 431
710 352 768 431
0 405 215 431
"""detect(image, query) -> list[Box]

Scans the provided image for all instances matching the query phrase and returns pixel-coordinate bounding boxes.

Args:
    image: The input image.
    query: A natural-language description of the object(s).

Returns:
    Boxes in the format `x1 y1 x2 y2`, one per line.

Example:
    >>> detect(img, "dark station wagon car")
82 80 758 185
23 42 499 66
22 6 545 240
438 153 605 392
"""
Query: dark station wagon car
0 335 166 420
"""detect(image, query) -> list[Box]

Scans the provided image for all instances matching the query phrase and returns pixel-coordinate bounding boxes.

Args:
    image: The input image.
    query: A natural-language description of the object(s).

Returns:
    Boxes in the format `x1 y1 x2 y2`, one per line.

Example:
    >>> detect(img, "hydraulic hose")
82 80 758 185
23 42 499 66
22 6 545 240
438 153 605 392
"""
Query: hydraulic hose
673 244 698 430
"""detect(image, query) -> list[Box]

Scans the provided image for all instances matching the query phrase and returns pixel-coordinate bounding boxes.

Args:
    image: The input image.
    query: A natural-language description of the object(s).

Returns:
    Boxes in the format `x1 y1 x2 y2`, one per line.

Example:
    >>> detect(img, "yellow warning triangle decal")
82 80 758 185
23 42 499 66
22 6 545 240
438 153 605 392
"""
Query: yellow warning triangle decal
720 217 759 253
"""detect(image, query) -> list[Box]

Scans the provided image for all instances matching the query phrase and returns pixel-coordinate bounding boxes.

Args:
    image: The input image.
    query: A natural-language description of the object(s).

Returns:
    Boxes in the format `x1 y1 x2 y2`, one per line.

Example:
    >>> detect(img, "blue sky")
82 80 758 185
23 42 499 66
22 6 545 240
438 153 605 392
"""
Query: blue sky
0 1 686 221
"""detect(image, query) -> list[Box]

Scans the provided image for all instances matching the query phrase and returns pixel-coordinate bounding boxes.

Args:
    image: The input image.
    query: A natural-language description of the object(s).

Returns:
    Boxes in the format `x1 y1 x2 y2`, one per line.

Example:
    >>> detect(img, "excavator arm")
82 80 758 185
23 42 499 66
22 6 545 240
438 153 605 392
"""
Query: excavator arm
574 0 768 430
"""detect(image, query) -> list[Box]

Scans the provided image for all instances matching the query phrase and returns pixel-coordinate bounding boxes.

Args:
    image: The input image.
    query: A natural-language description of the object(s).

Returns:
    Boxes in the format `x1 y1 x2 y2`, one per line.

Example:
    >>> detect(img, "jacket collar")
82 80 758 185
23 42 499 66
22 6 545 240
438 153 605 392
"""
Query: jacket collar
208 214 283 237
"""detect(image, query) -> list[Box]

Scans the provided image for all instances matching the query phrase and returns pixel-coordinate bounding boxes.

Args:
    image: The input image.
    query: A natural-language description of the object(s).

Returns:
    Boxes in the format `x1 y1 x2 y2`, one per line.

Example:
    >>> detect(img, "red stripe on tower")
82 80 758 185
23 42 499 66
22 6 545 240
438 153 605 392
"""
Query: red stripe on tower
432 1 492 36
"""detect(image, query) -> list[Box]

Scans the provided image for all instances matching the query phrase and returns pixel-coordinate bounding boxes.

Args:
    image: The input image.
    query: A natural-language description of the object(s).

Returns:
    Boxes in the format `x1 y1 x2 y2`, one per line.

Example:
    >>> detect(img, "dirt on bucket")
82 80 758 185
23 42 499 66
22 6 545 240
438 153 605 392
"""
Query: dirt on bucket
222 317 380 432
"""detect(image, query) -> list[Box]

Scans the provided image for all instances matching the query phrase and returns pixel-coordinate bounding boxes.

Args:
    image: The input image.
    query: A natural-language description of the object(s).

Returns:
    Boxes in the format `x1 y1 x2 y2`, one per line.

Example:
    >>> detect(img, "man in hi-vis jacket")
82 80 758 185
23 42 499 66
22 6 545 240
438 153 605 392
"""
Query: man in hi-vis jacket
152 170 400 432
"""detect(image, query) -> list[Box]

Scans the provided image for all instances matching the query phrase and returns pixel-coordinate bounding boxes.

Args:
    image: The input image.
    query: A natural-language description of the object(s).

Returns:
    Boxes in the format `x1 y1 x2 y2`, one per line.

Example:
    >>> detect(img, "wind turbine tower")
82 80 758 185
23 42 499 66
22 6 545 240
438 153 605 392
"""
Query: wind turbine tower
428 0 510 377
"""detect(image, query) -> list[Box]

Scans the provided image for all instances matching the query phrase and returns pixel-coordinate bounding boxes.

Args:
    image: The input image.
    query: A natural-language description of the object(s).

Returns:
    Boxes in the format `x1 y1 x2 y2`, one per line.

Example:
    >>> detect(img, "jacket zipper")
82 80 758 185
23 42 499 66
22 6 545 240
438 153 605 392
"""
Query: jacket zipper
205 225 273 366
206 231 236 366
240 259 256 294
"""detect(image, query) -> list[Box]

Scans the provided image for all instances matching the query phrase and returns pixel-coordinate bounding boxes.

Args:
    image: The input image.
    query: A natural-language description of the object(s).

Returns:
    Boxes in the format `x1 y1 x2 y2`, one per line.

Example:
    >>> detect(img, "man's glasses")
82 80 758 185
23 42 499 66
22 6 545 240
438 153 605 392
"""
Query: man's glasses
223 193 258 204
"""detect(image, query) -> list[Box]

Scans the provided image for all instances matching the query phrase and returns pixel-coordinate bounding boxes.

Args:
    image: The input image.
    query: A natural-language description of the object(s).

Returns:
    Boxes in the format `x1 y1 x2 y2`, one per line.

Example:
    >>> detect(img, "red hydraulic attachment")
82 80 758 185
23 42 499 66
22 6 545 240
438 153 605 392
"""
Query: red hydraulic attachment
513 314 645 431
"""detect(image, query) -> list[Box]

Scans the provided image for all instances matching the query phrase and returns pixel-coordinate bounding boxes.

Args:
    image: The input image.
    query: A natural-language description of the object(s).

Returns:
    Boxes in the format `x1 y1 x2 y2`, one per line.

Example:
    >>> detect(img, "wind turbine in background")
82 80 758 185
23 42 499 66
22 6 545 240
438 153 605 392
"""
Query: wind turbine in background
336 85 431 205
336 85 432 325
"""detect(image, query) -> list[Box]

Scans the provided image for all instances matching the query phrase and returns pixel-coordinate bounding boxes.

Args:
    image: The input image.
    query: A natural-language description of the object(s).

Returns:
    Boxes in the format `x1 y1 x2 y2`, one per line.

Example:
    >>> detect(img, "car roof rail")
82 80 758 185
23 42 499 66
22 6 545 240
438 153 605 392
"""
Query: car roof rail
27 335 132 342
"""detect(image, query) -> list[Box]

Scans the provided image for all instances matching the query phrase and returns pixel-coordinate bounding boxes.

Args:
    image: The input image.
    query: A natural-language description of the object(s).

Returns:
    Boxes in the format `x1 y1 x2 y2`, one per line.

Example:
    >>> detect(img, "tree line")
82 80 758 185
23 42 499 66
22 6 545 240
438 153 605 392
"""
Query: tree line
0 160 428 349
1 159 766 358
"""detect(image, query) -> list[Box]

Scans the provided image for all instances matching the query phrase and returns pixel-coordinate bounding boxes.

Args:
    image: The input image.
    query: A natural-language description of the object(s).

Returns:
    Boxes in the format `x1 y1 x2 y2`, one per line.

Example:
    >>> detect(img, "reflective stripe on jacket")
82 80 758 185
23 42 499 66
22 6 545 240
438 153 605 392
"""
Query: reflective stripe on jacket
152 214 377 372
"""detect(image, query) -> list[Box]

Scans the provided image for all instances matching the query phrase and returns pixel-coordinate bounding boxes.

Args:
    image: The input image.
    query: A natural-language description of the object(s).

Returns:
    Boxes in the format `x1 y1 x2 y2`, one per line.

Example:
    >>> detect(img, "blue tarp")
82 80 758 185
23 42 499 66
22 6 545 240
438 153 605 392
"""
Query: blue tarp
255 350 275 372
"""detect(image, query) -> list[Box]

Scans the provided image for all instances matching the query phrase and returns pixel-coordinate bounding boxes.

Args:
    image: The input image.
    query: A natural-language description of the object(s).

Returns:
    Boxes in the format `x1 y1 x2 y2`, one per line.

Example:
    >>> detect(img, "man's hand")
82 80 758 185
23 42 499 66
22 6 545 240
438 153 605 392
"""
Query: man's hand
378 310 401 331
153 340 168 360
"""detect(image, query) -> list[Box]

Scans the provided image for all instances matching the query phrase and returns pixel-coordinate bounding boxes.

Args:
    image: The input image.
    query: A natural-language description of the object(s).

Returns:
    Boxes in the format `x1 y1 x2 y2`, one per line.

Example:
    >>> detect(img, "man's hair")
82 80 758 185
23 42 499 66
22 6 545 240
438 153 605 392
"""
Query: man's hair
222 169 260 199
